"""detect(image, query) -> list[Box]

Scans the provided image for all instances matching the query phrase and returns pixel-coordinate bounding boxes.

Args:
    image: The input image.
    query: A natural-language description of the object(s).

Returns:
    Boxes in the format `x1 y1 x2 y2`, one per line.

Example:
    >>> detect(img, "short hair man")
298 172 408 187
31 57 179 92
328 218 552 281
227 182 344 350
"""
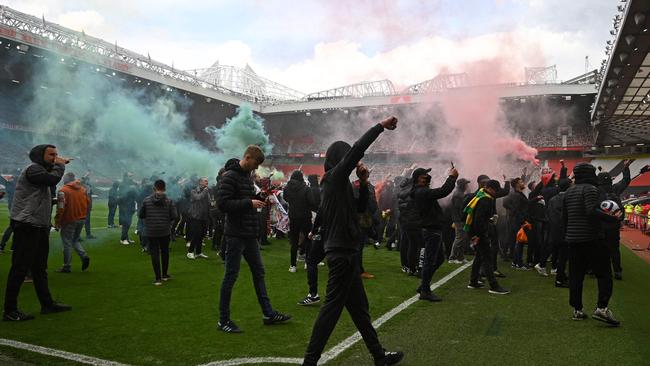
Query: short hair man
216 145 290 333
3 145 72 321
54 172 91 273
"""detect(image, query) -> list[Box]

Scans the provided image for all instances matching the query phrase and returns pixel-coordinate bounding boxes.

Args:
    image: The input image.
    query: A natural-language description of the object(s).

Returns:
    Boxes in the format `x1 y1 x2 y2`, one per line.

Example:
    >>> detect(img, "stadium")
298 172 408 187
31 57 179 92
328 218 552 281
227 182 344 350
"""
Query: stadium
0 1 650 366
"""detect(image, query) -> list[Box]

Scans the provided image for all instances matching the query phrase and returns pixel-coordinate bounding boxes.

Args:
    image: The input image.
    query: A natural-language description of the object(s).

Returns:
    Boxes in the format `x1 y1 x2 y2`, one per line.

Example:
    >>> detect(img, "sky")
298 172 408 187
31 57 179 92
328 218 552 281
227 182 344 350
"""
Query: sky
4 0 617 94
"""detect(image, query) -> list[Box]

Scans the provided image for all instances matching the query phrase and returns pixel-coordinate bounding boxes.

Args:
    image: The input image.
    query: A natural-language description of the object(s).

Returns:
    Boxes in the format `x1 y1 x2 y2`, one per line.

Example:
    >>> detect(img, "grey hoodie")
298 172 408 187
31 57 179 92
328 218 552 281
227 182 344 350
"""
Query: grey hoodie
10 144 65 227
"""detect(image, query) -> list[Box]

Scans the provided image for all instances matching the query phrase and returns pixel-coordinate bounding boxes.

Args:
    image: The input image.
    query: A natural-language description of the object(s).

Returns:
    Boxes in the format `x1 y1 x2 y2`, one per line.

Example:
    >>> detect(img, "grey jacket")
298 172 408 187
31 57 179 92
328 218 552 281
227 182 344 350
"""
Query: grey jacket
10 145 65 228
188 186 210 220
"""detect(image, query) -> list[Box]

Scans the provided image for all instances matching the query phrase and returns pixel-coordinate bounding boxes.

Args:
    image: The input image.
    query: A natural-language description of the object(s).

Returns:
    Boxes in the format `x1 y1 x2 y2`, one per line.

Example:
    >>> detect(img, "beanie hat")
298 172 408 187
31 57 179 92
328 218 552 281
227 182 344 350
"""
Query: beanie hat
63 172 76 185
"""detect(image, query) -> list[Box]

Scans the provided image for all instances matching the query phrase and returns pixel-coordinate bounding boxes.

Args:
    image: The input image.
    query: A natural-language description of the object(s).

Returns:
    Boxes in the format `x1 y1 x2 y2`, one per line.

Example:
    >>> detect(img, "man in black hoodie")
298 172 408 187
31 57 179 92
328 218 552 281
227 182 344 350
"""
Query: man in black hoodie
413 166 458 301
107 181 119 228
284 170 319 272
597 159 631 280
3 145 72 321
302 116 403 366
562 163 620 325
216 146 291 333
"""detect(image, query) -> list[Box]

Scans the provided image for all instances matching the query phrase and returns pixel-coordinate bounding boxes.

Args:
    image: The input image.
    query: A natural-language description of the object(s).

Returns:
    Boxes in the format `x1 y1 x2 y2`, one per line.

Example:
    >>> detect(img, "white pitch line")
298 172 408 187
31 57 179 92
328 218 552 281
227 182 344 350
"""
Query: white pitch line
0 338 131 366
200 262 472 366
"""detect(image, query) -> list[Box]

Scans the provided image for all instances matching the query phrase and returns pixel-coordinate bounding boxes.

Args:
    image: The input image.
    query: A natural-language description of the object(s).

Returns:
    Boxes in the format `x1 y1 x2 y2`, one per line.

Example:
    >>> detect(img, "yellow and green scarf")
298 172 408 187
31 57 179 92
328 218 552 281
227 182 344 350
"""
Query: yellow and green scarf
463 188 494 232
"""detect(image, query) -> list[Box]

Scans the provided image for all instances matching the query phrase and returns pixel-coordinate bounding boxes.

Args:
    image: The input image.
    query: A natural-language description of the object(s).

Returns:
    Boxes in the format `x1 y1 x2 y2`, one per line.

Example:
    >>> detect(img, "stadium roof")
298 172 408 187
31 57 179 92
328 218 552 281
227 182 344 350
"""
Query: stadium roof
592 0 650 146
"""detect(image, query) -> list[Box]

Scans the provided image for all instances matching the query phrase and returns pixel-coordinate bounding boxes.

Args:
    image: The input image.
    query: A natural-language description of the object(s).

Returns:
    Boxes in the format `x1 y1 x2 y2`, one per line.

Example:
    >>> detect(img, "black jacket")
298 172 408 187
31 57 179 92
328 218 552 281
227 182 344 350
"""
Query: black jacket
216 159 259 239
450 188 467 223
320 124 384 252
108 183 119 206
562 183 618 244
414 175 457 229
597 165 630 240
284 170 318 220
546 191 565 244
503 191 529 227
138 193 177 237
397 177 420 229
468 195 495 243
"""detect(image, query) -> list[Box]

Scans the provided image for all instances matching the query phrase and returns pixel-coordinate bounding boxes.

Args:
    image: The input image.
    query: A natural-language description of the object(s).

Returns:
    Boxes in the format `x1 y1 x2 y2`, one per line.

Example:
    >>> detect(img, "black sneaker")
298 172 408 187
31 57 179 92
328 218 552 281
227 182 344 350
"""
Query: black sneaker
467 282 485 289
374 349 404 366
488 287 510 295
81 257 90 271
297 294 320 306
572 309 588 321
418 291 442 302
3 310 35 321
218 320 242 333
592 307 620 326
41 302 72 314
263 311 291 325
56 267 71 273
555 281 569 288
614 272 622 280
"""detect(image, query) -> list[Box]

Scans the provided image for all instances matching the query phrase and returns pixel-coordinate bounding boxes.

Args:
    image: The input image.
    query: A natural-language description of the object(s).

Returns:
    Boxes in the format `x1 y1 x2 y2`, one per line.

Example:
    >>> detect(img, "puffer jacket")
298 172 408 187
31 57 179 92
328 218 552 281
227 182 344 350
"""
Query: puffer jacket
139 192 177 237
216 159 259 239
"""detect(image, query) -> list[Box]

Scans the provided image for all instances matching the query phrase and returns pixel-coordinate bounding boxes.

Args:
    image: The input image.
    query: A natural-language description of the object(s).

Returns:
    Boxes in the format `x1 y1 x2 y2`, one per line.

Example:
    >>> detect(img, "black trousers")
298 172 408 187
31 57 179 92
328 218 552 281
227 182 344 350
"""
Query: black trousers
188 219 207 255
406 227 424 273
306 238 326 296
398 224 409 268
303 249 383 365
107 203 117 226
211 217 225 253
289 216 312 267
4 221 55 312
555 241 569 283
148 236 170 280
569 241 613 310
470 238 499 289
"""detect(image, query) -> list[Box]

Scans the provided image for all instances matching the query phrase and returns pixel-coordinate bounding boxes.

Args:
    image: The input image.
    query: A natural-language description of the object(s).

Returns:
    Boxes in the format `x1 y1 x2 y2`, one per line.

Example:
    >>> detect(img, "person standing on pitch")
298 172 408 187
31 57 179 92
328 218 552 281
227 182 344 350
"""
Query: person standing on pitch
216 146 291 333
139 179 177 286
302 116 403 366
54 173 91 273
3 145 72 321
186 177 210 259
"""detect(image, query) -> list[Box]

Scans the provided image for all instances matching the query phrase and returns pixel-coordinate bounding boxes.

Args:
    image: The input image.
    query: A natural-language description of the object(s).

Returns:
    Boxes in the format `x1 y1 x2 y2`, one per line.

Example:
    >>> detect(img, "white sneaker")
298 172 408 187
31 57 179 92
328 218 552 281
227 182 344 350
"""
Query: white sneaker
318 262 325 266
120 240 130 245
448 259 462 264
550 268 558 275
134 230 138 235
186 242 191 248
187 253 195 260
196 253 208 259
128 239 135 243
304 263 307 270
289 266 297 273
374 242 381 249
534 264 549 277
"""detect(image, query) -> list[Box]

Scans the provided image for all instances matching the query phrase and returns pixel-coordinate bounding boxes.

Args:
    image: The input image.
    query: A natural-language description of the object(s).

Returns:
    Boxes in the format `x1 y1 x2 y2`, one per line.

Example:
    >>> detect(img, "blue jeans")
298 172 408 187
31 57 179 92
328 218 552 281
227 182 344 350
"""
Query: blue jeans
60 220 88 270
219 236 273 322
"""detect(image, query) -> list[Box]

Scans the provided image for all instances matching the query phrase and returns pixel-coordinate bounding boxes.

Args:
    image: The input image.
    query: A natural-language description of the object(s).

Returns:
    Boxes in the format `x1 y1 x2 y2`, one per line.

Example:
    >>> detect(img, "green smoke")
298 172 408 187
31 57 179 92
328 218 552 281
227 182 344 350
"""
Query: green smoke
206 103 274 168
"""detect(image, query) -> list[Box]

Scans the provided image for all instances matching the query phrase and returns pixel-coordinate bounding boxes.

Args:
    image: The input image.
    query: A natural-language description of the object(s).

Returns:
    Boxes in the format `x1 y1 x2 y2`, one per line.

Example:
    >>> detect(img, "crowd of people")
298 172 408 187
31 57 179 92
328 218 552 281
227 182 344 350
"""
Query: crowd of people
2 118 649 366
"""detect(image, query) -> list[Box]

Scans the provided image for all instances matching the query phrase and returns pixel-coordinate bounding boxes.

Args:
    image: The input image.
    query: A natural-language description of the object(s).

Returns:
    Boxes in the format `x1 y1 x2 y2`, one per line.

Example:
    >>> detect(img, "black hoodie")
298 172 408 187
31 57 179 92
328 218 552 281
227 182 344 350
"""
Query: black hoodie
139 192 177 237
284 170 319 220
320 124 384 252
216 158 259 238
597 165 630 240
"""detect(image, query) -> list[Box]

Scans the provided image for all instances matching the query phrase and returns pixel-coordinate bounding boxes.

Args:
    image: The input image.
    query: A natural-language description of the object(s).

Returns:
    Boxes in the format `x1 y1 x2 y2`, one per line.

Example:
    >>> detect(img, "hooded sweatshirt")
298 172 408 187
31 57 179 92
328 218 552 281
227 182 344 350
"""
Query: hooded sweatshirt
597 165 630 241
55 180 89 226
319 123 384 252
138 192 177 237
284 170 319 220
414 175 457 229
11 144 65 227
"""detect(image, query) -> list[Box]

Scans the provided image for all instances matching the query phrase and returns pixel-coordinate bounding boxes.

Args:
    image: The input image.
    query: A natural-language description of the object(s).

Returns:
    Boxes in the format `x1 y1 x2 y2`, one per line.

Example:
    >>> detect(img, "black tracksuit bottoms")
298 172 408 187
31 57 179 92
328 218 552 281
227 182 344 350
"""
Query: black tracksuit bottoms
303 248 384 365
4 221 55 312
569 240 613 310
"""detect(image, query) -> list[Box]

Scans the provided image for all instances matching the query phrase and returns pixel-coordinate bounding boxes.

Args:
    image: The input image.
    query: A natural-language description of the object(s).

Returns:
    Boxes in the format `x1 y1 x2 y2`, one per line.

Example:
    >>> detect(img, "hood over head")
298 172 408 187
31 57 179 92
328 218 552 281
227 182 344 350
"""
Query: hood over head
573 163 598 186
290 170 304 181
29 144 56 169
324 141 351 172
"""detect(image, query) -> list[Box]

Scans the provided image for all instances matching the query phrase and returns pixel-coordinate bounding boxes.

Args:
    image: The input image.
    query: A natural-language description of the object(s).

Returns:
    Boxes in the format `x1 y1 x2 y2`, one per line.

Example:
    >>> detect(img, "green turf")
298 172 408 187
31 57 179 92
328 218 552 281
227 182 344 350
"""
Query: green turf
0 200 649 366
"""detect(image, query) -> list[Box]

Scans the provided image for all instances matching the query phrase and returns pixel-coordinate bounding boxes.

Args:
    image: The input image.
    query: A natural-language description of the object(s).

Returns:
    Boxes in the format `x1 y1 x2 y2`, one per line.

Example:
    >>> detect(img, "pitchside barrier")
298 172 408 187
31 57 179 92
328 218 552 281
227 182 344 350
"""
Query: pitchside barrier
626 213 649 234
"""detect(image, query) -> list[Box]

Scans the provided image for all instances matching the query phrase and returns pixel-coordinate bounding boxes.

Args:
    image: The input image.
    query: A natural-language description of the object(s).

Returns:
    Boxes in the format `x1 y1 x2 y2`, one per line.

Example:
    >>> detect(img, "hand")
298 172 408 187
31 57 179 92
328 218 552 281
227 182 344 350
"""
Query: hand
307 232 314 240
54 156 72 165
471 236 479 245
380 116 398 130
449 168 459 178
623 159 632 168
251 200 266 209
356 164 370 182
